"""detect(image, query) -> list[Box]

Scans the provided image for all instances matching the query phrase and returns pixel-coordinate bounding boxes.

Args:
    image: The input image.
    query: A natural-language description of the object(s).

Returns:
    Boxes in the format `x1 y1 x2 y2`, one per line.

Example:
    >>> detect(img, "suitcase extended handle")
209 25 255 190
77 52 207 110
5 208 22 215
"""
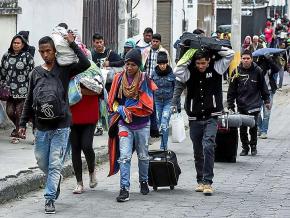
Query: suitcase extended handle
160 132 174 186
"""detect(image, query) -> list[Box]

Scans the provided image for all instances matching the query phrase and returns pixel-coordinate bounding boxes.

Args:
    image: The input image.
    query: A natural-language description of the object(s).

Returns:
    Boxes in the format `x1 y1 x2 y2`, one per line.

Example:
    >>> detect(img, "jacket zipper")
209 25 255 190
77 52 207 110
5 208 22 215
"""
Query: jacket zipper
190 99 193 112
212 95 216 108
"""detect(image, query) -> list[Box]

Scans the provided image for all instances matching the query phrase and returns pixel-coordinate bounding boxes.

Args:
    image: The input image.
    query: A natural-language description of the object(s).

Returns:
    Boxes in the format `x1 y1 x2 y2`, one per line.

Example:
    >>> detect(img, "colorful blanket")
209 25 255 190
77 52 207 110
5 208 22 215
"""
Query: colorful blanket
107 70 157 176
68 60 103 106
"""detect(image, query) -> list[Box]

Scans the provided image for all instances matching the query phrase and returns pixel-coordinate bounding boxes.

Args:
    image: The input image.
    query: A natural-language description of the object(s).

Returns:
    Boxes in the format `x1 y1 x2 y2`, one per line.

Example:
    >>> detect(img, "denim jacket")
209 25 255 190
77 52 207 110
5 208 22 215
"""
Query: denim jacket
151 66 175 101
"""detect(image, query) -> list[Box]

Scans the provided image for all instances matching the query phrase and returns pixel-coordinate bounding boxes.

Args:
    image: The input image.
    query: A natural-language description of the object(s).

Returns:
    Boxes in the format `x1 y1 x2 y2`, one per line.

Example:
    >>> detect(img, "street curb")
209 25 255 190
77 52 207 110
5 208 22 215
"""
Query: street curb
0 145 108 204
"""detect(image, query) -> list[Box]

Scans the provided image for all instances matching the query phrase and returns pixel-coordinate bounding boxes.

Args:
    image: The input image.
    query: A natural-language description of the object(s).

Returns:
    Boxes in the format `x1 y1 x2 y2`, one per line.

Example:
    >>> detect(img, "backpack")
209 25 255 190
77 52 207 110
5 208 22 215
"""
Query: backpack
32 66 66 122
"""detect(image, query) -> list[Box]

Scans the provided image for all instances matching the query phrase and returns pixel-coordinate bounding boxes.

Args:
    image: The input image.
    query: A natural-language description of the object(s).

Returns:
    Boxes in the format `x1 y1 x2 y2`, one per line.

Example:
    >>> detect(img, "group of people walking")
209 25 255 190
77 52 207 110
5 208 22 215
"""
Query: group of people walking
0 25 177 213
0 23 281 215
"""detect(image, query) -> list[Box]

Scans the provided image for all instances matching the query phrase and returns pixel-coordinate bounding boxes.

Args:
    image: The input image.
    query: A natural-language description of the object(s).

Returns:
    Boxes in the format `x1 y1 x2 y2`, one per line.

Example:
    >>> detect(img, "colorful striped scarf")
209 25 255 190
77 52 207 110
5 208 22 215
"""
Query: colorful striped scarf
107 70 157 176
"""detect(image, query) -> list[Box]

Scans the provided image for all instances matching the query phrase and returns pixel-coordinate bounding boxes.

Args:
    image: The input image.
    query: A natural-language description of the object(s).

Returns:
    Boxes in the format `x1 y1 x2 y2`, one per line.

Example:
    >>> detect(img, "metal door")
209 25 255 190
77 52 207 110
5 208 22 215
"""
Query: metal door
83 0 119 51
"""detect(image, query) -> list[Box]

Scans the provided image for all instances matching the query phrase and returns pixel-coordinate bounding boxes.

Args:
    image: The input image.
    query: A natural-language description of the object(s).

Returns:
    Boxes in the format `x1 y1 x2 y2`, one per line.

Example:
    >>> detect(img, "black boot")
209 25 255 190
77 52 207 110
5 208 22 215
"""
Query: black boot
240 145 249 156
240 149 249 156
251 145 257 156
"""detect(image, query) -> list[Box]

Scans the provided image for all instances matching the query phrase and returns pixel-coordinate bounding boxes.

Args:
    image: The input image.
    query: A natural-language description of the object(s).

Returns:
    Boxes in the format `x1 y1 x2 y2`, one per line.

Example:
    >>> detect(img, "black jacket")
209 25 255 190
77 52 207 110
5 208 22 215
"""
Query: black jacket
184 62 223 120
256 56 280 93
20 42 90 131
227 63 270 114
91 48 124 68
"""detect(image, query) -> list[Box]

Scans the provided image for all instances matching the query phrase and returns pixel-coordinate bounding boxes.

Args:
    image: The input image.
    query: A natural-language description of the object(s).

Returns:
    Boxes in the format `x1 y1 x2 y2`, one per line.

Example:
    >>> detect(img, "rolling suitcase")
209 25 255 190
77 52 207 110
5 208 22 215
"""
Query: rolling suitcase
148 149 181 191
215 127 238 163
148 134 181 191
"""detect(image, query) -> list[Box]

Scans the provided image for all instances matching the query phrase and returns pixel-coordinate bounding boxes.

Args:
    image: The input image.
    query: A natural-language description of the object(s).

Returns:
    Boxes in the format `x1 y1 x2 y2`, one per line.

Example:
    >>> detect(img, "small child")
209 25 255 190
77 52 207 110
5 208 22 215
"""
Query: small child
151 51 175 149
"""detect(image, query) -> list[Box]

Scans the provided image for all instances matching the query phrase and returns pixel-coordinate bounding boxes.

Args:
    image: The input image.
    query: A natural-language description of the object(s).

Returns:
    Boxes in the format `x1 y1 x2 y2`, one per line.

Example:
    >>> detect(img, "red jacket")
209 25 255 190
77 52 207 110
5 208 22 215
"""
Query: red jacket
70 95 99 124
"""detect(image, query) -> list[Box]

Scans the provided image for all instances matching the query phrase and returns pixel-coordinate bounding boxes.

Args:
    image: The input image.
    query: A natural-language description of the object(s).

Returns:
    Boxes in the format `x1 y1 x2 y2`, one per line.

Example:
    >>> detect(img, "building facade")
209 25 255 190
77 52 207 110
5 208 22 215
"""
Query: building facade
118 0 197 64
0 0 83 65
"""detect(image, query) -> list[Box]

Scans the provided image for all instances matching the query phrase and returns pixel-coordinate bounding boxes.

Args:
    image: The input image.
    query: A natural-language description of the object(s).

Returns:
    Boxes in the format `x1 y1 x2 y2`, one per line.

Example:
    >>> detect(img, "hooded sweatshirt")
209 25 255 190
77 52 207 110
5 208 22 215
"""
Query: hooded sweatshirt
227 62 270 114
0 34 34 98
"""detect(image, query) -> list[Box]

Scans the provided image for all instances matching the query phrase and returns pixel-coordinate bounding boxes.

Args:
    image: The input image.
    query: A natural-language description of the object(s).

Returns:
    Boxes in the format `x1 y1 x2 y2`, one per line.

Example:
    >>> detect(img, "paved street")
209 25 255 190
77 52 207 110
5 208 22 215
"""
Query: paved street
0 90 289 218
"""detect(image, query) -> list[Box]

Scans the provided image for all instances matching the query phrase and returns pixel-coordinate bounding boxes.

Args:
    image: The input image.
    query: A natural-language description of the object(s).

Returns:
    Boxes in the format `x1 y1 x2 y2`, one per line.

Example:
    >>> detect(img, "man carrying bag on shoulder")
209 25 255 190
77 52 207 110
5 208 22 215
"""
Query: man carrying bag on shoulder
18 33 90 214
172 45 234 195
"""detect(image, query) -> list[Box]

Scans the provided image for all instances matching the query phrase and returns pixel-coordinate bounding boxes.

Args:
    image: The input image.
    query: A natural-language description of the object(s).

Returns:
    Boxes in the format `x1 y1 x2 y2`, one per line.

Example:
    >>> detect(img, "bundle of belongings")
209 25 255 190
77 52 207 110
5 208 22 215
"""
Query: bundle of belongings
68 60 104 106
177 32 232 61
174 32 233 82
51 25 79 66
175 33 255 128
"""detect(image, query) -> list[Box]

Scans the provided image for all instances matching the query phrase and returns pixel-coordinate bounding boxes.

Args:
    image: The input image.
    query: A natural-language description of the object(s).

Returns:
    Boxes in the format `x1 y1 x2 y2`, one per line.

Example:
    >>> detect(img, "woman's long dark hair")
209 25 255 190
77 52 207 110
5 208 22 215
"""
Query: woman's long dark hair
8 34 29 54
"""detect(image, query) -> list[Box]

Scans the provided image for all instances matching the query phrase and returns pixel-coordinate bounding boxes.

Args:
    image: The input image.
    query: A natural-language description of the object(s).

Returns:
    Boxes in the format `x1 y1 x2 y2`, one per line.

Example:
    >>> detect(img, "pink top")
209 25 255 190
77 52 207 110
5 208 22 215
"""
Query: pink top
264 28 273 43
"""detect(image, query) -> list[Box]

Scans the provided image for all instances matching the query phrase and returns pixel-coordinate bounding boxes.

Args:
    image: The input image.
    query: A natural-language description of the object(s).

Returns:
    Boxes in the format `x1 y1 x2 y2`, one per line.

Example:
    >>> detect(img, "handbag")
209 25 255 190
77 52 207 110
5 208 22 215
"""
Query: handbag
103 49 124 84
0 82 11 101
171 113 186 143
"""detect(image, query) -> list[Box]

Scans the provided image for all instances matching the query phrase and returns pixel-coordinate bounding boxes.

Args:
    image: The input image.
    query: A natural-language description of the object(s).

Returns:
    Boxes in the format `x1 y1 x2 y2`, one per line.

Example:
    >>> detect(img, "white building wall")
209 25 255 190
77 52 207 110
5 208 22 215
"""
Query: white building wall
171 0 197 65
133 0 156 41
17 0 83 65
118 0 198 64
118 0 128 54
118 0 156 53
0 15 16 58
185 0 198 34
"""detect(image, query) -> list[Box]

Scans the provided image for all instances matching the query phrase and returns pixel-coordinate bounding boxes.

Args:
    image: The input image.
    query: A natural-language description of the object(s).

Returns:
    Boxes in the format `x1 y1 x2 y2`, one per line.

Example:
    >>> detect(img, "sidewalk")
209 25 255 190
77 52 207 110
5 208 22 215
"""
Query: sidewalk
0 126 108 204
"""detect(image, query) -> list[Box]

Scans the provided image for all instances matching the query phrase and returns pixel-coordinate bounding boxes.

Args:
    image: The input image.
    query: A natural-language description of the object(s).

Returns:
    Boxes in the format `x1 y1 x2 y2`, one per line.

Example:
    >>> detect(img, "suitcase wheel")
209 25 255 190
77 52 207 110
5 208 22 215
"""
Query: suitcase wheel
153 186 158 191
170 186 174 190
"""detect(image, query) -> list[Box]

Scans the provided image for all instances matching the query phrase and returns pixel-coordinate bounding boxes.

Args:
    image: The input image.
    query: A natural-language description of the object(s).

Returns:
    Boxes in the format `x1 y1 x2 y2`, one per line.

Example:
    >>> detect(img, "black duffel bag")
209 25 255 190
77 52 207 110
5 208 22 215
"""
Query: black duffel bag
177 32 232 61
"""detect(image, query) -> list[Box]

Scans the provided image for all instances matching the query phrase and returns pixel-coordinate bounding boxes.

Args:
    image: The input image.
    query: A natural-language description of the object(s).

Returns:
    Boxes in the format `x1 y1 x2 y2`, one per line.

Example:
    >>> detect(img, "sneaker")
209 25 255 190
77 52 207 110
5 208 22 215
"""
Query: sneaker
140 181 149 195
203 184 213 196
94 127 103 136
55 175 62 200
116 188 130 202
73 183 84 194
260 133 267 139
240 149 249 156
195 183 204 192
251 148 257 156
277 88 282 92
89 170 98 188
45 199 55 214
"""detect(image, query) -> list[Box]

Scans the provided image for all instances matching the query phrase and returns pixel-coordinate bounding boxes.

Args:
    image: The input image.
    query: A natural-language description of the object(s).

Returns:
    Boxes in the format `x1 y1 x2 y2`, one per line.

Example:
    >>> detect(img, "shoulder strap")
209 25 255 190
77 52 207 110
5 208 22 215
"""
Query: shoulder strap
106 49 112 61
34 66 47 77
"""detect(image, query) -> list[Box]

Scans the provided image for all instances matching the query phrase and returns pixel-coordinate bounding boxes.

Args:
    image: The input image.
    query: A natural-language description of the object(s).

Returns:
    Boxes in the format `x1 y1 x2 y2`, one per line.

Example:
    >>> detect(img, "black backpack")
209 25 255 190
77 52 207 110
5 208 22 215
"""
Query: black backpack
32 66 66 122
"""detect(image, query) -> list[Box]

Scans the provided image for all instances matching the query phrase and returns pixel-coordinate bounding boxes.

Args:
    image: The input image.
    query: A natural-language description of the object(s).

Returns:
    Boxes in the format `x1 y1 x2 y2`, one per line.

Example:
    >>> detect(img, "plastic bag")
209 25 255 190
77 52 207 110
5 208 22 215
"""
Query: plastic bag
68 78 82 106
171 113 186 143
0 102 6 124
100 69 109 84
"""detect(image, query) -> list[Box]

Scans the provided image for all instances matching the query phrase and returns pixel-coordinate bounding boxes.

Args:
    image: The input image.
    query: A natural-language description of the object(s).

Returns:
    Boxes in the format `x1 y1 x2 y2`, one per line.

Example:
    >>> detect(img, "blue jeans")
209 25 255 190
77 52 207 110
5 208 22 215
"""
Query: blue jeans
278 70 285 88
189 118 218 185
258 92 274 134
118 124 150 189
155 99 172 149
34 128 70 200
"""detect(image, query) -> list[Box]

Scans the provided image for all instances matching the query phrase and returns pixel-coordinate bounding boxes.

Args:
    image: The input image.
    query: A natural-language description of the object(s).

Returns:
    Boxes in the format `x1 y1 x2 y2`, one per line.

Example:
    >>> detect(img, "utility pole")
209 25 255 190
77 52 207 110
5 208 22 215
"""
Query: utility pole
211 0 217 34
231 0 242 53
228 0 242 78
